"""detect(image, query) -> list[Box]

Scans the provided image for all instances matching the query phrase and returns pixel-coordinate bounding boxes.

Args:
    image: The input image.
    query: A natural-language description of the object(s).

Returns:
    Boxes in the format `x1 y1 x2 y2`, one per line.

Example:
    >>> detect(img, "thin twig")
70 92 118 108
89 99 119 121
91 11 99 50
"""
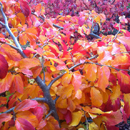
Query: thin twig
108 22 121 44
41 56 45 82
47 55 98 89
82 109 89 130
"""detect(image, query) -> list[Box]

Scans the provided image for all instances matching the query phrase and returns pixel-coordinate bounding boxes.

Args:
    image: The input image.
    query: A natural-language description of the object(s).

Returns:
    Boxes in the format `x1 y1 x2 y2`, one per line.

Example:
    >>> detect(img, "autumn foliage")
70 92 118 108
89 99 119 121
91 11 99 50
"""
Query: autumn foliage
0 0 130 130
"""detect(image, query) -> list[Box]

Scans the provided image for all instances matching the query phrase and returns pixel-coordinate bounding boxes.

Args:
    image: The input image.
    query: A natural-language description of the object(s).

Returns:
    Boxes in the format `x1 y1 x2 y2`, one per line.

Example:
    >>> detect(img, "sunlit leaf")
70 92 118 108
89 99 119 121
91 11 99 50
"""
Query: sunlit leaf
18 58 40 69
17 13 25 25
84 64 97 81
89 122 99 130
1 44 21 61
98 66 110 92
90 87 103 107
69 111 82 126
62 73 72 86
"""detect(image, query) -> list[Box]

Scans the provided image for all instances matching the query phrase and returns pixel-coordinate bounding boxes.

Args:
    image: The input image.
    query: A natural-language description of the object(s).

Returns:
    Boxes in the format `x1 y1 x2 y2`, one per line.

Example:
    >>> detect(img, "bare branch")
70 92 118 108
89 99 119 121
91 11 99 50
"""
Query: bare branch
45 110 53 119
108 22 121 44
0 107 15 115
54 96 59 104
0 2 27 58
0 97 48 115
0 21 5 26
82 109 89 130
32 97 48 103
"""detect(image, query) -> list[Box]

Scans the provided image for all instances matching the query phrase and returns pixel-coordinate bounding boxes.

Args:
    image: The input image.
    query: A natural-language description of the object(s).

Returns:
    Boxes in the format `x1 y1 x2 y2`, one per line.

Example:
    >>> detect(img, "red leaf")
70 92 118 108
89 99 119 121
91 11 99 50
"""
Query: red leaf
19 0 31 17
97 41 105 47
23 48 36 57
15 117 35 130
30 107 44 122
123 94 130 118
0 54 8 79
14 99 38 112
109 74 117 86
64 110 72 124
0 113 12 124
117 71 130 93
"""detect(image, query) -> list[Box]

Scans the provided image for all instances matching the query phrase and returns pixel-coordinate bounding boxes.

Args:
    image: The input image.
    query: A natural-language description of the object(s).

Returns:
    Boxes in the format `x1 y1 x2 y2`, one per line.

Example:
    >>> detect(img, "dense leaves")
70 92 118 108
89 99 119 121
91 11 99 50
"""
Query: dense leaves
0 0 130 130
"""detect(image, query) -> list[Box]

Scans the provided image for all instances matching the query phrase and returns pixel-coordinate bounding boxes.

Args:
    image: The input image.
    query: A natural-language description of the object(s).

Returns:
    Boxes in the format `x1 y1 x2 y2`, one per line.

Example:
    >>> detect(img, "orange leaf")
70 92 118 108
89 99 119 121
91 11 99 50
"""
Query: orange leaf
112 54 130 66
31 66 42 78
16 111 39 128
17 13 25 25
69 111 82 126
1 44 21 61
98 66 110 92
57 84 74 99
62 73 72 86
18 58 40 69
11 75 24 93
14 99 38 112
56 97 68 108
90 87 103 107
0 97 7 105
0 73 13 93
0 113 12 124
84 64 97 81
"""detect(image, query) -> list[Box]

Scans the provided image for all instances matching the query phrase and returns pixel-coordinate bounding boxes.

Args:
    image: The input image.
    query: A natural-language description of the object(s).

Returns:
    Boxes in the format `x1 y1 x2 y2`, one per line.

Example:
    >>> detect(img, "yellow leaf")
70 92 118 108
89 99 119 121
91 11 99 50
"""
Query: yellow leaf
89 122 99 130
69 111 82 126
94 16 100 24
78 128 85 130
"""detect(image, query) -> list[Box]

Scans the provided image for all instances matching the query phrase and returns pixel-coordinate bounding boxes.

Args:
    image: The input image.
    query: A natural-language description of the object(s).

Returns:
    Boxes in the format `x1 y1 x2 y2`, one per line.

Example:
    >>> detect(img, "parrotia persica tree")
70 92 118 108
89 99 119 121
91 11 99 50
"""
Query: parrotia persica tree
0 0 130 130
